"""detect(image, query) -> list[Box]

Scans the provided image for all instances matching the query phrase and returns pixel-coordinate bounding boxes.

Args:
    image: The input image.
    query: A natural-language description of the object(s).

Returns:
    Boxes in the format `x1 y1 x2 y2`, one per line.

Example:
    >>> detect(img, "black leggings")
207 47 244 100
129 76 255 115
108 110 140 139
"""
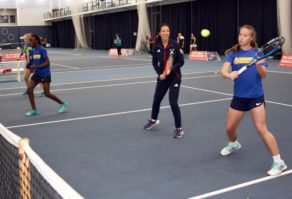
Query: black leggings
117 46 122 56
151 77 182 128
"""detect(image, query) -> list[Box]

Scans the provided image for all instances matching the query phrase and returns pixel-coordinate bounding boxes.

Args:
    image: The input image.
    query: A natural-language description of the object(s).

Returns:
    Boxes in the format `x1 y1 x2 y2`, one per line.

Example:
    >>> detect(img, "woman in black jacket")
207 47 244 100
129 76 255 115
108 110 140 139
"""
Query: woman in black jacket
144 23 185 138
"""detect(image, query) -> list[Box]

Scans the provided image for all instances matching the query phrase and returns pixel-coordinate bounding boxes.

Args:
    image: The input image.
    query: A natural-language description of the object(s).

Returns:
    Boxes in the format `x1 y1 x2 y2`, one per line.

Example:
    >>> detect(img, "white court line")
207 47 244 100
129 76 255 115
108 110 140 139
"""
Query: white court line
0 74 156 91
182 85 292 108
182 85 232 96
268 70 292 75
0 75 219 97
51 63 80 70
7 98 231 129
188 169 292 199
266 100 292 108
51 63 150 73
118 57 151 62
0 71 218 91
99 55 151 62
1 75 291 108
48 51 81 56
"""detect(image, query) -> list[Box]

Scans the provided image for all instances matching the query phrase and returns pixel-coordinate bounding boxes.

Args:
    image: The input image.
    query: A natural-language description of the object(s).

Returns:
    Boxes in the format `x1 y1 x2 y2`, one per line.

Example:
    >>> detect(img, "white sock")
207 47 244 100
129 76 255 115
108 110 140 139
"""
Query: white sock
151 119 156 122
229 140 239 148
273 154 282 163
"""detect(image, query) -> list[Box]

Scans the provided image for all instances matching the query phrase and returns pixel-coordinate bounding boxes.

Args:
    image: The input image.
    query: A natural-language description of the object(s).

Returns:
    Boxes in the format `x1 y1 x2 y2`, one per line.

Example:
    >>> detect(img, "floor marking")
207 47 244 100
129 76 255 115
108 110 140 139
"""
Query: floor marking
51 63 80 70
0 71 218 91
268 70 292 75
99 55 151 62
48 51 81 56
7 98 231 129
188 169 292 199
182 85 292 108
51 63 149 73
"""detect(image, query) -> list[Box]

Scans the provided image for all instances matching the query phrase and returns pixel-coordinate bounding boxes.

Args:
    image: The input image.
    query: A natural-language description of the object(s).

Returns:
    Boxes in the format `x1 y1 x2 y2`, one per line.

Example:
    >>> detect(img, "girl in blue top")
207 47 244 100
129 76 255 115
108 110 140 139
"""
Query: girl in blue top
19 33 44 97
220 25 287 176
25 34 67 116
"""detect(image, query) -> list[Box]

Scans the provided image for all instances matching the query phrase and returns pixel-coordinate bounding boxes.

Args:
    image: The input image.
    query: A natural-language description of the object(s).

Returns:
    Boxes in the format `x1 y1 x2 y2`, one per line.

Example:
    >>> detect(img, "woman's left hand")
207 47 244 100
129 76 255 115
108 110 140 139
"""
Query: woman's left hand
256 59 266 67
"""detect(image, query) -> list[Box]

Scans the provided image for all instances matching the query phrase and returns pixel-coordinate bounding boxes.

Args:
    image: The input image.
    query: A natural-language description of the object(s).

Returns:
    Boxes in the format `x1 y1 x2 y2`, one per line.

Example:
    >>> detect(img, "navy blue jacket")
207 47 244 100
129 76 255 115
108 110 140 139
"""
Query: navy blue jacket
152 39 184 78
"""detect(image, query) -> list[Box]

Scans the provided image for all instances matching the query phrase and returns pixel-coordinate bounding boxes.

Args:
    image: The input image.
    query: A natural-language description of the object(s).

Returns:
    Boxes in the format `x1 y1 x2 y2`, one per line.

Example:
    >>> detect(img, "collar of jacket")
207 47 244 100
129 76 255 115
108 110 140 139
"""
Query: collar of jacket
156 39 176 50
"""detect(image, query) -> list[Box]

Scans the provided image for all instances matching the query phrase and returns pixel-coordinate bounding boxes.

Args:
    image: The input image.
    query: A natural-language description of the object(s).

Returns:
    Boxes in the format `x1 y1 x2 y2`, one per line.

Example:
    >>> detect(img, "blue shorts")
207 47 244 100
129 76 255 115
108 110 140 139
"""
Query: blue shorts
230 96 265 111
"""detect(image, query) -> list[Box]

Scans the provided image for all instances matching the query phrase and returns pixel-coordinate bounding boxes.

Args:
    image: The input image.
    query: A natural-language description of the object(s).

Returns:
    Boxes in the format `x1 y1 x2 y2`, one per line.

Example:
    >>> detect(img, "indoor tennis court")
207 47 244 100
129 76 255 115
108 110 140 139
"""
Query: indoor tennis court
0 0 292 199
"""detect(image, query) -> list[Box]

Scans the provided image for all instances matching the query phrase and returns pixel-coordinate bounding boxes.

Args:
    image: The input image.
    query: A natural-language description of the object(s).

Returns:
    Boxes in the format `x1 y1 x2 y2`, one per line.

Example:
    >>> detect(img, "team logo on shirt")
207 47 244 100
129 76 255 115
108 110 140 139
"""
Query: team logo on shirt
33 54 41 59
170 49 175 54
234 57 253 64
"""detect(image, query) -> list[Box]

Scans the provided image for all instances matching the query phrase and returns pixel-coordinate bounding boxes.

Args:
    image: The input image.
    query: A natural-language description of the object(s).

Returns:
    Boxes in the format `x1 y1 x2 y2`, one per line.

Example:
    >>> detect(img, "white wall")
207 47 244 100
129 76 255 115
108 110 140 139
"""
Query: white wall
0 0 17 9
17 0 52 25
0 0 53 25
58 0 70 8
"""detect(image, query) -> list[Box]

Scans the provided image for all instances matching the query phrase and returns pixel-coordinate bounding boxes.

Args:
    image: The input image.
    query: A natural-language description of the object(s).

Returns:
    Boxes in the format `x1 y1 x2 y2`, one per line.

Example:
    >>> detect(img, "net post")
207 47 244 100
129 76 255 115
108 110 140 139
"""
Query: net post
19 138 31 199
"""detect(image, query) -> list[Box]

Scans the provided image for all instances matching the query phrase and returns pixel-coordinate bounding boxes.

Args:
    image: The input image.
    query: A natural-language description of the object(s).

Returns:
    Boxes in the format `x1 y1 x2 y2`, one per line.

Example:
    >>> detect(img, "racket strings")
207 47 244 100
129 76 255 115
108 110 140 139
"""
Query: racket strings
261 36 285 55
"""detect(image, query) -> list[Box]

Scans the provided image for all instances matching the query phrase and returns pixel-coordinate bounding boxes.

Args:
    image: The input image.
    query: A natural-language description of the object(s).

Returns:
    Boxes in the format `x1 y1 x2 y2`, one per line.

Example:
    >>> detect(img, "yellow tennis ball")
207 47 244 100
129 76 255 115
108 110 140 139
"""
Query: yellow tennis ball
201 29 211 38
17 47 21 50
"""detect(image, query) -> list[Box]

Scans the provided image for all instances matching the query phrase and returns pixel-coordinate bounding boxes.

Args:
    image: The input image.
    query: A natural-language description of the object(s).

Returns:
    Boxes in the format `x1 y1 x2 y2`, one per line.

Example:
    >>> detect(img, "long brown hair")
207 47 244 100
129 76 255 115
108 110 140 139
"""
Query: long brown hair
225 25 258 55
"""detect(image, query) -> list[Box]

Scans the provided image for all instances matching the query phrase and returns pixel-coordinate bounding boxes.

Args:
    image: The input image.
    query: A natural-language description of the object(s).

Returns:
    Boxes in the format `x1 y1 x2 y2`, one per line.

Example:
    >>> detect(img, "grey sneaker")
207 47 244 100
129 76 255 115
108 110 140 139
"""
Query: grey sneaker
143 119 160 130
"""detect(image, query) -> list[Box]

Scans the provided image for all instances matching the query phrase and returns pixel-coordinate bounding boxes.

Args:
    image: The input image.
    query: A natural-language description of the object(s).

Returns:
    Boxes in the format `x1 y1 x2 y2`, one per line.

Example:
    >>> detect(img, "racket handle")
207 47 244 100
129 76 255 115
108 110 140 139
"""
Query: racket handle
237 66 247 74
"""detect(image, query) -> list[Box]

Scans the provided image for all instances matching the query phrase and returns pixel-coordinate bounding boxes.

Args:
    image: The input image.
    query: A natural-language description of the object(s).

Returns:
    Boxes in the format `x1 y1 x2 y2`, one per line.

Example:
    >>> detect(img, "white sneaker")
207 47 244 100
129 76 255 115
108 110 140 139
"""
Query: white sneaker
267 161 287 176
220 142 241 156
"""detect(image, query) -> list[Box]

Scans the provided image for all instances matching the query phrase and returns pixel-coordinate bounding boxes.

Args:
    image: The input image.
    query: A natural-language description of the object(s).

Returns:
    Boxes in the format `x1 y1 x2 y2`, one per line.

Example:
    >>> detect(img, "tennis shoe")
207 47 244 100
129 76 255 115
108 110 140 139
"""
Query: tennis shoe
22 89 28 96
173 128 184 139
220 142 241 156
25 110 39 116
39 91 45 97
267 161 287 176
58 102 68 113
144 119 160 130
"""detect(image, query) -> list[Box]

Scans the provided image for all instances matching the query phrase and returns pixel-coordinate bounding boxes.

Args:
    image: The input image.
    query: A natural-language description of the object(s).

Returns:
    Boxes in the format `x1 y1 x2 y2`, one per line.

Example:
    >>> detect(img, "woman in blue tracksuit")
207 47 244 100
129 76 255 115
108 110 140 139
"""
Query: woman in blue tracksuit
144 23 185 139
220 25 287 176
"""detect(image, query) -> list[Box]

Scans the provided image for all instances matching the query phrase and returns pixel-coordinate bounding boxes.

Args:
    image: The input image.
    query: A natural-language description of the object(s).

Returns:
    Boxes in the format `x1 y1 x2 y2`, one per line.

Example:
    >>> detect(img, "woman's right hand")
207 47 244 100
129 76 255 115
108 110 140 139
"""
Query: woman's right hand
159 74 166 80
229 71 239 80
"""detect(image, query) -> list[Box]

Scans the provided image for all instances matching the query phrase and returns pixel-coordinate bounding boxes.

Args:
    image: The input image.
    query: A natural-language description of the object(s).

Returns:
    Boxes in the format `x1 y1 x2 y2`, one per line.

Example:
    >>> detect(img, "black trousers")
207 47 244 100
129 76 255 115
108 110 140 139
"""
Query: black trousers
151 77 182 128
117 46 122 56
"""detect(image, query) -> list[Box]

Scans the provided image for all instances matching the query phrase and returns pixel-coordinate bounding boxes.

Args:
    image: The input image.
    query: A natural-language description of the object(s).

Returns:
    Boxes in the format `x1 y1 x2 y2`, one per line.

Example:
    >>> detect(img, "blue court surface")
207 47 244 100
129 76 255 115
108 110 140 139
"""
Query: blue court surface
1 49 292 199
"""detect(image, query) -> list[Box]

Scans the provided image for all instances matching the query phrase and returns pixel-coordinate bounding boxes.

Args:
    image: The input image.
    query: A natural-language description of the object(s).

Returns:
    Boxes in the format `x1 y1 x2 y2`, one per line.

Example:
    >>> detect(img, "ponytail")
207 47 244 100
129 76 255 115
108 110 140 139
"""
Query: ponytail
225 44 241 55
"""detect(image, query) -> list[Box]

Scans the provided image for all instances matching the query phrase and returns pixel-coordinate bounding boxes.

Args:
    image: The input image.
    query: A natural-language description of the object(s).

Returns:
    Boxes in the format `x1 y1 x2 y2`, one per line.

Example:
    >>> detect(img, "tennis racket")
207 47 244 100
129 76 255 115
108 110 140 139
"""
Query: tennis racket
163 53 174 76
238 36 285 74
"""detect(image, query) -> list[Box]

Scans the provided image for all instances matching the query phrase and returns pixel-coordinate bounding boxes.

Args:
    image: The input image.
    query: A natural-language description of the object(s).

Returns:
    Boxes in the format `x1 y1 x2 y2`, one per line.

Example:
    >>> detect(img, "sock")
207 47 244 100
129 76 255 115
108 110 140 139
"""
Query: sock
229 140 239 148
273 154 282 163
151 119 156 122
